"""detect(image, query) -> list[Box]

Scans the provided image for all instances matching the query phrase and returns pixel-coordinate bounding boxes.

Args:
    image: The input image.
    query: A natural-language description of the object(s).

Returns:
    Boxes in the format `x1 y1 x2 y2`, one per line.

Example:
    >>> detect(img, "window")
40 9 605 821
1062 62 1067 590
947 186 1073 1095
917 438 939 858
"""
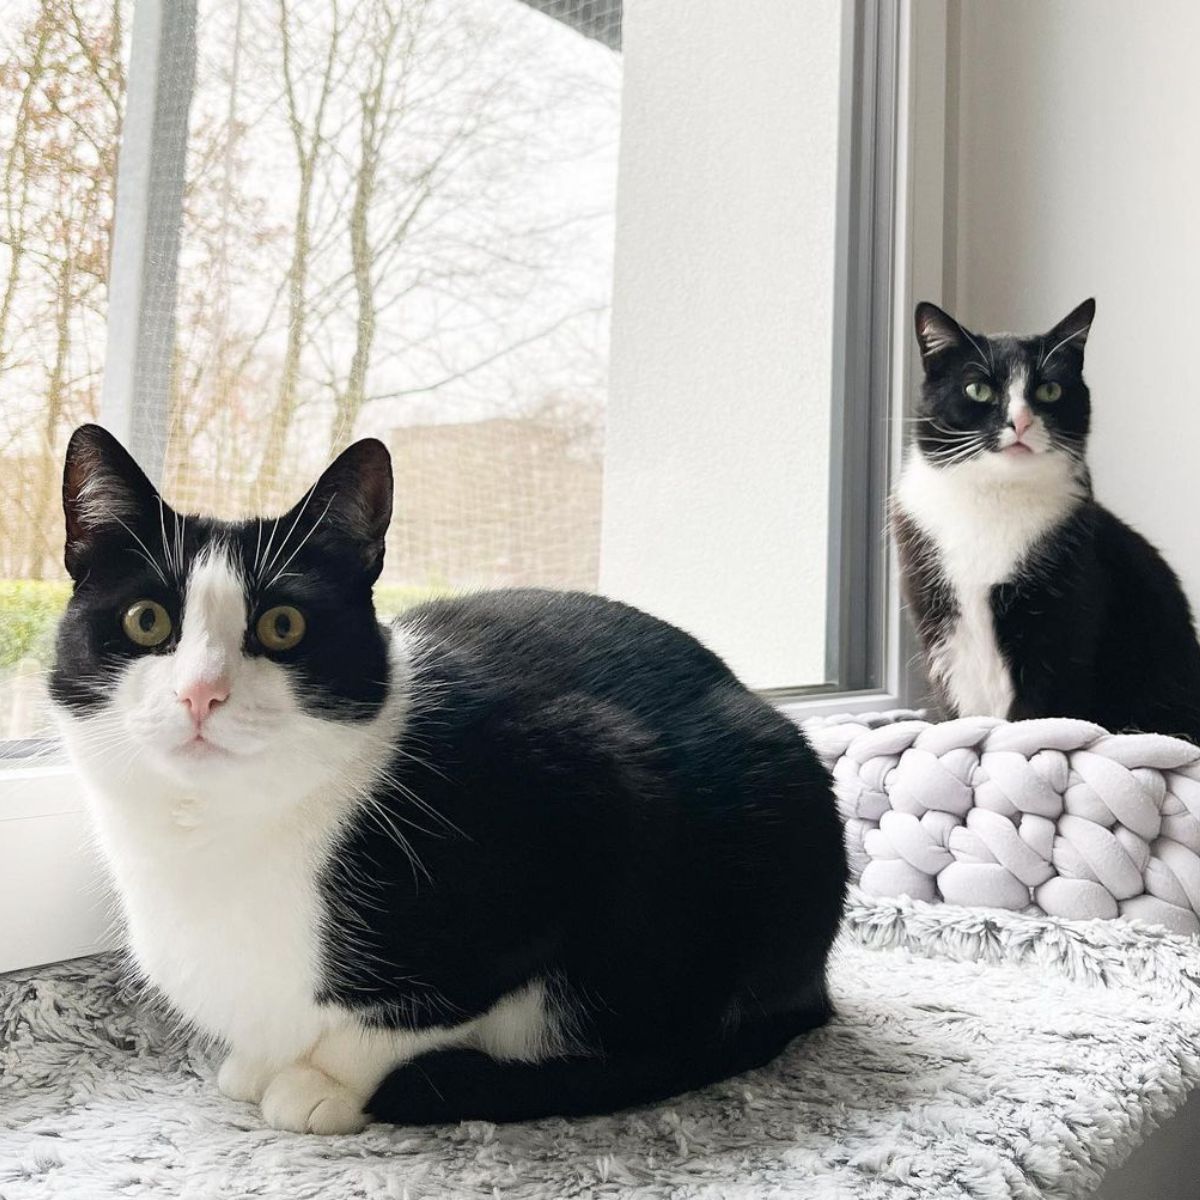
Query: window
1 0 937 969
0 1 132 749
164 0 620 594
1 0 918 753
0 0 622 745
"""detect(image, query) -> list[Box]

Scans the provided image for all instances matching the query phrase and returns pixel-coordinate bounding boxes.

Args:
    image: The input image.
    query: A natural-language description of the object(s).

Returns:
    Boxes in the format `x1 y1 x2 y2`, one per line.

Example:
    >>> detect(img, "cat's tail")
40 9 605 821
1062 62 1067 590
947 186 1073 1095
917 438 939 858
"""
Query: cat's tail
367 1011 819 1125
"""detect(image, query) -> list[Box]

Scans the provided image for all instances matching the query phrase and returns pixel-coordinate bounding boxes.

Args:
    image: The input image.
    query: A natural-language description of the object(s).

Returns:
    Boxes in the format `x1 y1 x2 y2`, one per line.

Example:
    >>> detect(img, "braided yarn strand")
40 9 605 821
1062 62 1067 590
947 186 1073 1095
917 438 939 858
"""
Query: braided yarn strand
805 712 1200 937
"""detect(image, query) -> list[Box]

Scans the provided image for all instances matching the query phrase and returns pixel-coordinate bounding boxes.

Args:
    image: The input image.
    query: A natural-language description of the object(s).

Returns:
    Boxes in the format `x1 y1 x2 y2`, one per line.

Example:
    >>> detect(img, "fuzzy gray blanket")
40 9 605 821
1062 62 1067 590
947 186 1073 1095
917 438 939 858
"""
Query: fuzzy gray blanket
3 893 1199 1200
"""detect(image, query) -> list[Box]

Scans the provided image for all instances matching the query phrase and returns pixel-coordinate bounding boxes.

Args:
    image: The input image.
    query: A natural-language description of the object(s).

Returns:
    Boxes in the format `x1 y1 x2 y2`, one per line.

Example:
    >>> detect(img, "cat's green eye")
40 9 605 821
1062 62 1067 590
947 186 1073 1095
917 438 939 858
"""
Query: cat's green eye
1035 381 1063 402
122 600 172 648
256 605 306 652
964 381 994 403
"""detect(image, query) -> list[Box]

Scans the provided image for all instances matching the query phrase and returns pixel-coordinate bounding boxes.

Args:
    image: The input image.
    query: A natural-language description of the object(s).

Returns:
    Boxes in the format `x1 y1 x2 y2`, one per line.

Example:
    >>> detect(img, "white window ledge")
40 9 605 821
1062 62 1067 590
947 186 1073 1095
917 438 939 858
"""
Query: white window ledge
1 765 116 973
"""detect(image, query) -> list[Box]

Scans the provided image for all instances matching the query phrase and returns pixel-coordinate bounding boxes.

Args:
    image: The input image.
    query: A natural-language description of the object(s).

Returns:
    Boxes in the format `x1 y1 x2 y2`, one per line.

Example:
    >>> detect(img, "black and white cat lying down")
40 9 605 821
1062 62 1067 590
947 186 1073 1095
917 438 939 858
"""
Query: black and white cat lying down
50 425 847 1133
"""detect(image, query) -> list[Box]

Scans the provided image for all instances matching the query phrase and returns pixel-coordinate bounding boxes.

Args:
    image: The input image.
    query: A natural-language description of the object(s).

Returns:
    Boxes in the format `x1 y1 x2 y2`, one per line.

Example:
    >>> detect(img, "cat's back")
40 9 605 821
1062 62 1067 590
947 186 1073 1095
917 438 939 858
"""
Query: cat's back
1091 504 1195 614
397 588 737 703
387 586 828 822
1086 505 1200 731
334 588 842 1033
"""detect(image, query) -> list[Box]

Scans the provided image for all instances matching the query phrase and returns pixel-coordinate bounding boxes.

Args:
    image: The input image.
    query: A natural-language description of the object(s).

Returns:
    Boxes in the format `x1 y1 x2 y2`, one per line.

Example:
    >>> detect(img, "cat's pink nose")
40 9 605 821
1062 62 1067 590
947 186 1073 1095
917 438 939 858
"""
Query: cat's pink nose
178 677 230 725
1011 406 1034 439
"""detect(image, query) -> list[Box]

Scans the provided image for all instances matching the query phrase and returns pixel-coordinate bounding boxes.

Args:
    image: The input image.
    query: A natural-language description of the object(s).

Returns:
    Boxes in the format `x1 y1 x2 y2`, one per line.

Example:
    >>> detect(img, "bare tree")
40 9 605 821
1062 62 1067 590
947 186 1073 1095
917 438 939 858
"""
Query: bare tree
161 0 618 506
0 0 125 578
316 0 618 451
331 0 407 453
260 0 347 475
1 0 618 578
0 14 51 376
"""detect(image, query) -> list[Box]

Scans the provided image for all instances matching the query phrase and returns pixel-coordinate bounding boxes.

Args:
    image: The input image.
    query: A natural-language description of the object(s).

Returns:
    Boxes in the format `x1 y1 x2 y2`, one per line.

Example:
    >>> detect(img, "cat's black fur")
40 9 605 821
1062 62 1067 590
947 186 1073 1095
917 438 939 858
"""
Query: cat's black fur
897 301 1200 741
348 588 846 1122
53 424 847 1124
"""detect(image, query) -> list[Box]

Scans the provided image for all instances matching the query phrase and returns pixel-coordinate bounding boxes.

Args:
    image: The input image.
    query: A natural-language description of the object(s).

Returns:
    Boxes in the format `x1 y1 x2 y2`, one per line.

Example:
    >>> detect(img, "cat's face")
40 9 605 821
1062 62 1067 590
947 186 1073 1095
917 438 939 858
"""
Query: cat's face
912 299 1095 476
50 426 395 801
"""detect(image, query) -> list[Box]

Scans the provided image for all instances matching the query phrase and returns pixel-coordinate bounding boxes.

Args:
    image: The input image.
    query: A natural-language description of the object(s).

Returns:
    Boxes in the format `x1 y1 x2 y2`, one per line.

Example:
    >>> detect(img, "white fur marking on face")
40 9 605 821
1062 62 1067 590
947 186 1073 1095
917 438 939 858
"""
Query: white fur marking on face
70 537 325 772
173 544 245 696
1006 367 1030 435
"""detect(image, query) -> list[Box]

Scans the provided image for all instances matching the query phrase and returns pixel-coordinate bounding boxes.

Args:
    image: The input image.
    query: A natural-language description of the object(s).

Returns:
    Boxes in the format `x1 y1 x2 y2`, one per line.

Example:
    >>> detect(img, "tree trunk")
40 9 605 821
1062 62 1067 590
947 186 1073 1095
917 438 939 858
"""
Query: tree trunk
261 157 315 473
29 252 75 580
260 0 341 478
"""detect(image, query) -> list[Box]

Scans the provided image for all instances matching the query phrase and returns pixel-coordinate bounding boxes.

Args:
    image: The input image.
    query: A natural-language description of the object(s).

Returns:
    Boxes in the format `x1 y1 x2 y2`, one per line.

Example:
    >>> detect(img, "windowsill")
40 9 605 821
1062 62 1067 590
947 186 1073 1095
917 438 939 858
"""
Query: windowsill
0 762 116 974
775 688 915 723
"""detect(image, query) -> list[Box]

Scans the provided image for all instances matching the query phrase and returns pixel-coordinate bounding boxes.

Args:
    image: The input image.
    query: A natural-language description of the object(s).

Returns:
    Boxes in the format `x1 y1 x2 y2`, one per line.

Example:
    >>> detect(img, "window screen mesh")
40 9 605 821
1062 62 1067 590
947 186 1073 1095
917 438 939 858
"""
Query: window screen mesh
163 0 621 595
0 0 621 741
0 1 132 740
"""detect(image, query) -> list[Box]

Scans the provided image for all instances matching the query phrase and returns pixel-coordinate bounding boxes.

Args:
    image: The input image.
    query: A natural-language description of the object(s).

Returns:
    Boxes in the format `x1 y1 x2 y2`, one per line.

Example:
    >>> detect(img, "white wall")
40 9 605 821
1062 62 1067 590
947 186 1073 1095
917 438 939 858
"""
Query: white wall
952 0 1200 603
601 0 842 690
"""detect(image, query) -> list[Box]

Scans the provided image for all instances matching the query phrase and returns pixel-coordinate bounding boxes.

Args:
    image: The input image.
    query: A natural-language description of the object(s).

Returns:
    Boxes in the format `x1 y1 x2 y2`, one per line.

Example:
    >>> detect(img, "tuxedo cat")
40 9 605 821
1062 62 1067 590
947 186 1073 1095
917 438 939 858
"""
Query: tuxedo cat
50 424 846 1133
893 299 1200 741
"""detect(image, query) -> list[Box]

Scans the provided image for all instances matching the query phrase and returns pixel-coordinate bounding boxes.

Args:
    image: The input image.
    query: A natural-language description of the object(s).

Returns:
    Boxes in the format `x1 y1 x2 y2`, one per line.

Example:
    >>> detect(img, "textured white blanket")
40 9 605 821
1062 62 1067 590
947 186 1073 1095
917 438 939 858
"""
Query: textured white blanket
3 892 1199 1199
807 712 1200 935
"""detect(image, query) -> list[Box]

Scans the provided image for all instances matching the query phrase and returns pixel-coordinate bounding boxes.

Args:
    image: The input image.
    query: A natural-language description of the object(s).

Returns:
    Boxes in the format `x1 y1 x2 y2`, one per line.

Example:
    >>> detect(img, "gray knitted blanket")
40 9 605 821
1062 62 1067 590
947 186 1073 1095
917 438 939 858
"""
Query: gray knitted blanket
3 892 1199 1200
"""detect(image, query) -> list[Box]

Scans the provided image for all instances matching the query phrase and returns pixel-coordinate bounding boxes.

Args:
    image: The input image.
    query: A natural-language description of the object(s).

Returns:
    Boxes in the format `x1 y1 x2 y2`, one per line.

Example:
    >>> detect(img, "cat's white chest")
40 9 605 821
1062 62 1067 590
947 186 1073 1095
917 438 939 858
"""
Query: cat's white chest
92 798 336 1062
896 453 1081 718
934 589 1013 717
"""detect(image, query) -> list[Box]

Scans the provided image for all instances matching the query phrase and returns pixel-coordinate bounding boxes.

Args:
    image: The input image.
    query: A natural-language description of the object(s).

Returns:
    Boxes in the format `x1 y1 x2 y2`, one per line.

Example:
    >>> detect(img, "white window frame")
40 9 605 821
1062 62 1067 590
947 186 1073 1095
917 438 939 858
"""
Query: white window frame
0 0 197 973
1 0 952 972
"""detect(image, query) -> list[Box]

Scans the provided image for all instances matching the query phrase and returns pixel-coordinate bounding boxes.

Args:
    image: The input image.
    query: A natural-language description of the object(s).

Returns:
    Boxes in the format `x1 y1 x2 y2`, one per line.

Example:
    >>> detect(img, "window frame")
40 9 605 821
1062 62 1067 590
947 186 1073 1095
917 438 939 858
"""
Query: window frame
774 0 945 722
0 0 199 972
0 0 951 970
101 0 197 482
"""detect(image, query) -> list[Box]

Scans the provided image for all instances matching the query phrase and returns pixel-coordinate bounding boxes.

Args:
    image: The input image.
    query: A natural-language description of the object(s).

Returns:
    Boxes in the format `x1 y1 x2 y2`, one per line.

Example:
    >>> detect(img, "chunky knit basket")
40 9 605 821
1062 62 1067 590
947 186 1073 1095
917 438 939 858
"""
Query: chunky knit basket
804 711 1200 937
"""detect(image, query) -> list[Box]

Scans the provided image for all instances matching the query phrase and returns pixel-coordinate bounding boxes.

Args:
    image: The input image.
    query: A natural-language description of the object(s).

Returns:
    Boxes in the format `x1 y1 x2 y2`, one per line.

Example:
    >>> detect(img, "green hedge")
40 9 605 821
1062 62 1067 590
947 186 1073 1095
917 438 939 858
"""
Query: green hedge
0 580 448 671
0 581 71 671
374 584 449 616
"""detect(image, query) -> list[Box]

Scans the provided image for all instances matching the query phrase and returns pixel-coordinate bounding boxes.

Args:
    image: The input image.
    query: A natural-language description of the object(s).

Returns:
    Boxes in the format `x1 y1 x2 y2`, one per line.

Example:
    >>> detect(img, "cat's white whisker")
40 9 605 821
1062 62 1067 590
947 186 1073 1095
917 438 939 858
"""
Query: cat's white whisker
259 480 320 586
956 321 993 373
256 514 284 586
1039 323 1091 370
110 516 169 586
264 493 337 592
155 496 174 583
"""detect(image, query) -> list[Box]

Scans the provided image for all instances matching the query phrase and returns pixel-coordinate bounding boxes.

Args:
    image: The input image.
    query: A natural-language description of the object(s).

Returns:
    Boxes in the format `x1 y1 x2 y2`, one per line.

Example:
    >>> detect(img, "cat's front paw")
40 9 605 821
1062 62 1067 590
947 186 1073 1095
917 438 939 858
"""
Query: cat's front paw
217 1052 275 1104
261 1064 368 1135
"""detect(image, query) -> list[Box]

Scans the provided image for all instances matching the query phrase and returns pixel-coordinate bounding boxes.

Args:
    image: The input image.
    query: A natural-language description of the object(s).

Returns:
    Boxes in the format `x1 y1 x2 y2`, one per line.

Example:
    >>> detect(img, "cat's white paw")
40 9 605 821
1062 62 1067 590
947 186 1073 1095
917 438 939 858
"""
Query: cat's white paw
260 1064 368 1135
217 1052 276 1104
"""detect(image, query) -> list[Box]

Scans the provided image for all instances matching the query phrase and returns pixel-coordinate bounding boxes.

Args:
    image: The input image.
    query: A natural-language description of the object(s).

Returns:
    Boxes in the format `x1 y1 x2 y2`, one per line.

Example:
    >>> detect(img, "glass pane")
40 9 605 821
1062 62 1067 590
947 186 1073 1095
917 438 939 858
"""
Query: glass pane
0 0 863 747
160 0 621 613
0 1 132 743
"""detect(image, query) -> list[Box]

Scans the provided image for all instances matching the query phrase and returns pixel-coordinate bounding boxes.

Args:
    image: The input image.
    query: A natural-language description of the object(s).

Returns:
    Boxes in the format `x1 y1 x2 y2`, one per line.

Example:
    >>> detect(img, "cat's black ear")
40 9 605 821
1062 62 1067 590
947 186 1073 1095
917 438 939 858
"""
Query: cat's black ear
304 438 393 579
1042 298 1095 363
914 302 967 368
62 424 160 580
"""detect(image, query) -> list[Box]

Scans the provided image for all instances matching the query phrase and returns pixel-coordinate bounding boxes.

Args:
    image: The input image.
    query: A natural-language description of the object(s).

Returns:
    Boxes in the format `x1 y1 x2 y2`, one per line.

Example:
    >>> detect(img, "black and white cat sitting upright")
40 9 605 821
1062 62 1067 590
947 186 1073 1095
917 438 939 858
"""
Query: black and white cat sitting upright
50 425 846 1134
893 298 1200 742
